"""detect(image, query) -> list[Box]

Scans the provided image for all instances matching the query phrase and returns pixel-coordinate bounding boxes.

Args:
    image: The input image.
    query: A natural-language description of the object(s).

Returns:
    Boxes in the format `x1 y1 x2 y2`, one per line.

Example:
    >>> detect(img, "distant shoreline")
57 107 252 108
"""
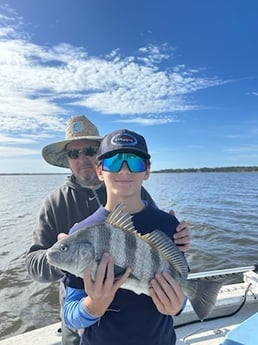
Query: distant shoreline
1 166 258 175
0 173 69 175
152 166 258 173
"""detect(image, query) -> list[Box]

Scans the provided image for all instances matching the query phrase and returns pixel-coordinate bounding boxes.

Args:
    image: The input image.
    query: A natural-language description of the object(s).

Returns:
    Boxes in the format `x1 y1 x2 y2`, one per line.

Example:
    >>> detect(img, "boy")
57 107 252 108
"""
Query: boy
63 129 186 345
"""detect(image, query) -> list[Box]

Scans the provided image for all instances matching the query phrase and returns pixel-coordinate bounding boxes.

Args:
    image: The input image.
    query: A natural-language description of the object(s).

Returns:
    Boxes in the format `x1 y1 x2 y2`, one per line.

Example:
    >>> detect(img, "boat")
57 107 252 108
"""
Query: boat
175 265 258 345
1 266 257 345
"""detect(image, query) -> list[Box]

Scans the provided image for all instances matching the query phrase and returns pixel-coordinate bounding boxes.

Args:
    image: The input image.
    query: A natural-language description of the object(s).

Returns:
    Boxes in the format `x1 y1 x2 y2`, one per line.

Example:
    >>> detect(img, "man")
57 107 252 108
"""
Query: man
25 115 190 345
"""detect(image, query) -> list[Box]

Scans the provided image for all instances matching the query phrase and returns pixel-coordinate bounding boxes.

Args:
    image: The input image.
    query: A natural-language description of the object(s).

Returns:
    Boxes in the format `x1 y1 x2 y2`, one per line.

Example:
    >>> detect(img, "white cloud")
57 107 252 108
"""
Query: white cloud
113 116 179 126
0 135 35 144
138 43 172 66
0 146 40 157
0 9 226 137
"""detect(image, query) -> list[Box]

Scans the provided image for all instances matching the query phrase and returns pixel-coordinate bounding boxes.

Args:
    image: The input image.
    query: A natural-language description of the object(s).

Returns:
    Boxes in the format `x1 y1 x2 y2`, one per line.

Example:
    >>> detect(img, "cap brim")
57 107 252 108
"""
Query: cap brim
42 136 103 168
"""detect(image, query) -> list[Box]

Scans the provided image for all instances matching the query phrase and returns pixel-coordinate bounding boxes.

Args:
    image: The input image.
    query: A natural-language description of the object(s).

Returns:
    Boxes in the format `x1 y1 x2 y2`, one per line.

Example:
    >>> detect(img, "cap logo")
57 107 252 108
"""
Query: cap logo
71 121 85 134
111 133 137 146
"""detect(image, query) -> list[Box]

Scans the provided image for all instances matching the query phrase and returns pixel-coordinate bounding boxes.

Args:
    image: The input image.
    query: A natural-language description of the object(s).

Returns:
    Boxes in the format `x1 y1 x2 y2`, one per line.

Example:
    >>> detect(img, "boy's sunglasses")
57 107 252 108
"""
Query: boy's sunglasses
66 147 99 160
102 153 147 173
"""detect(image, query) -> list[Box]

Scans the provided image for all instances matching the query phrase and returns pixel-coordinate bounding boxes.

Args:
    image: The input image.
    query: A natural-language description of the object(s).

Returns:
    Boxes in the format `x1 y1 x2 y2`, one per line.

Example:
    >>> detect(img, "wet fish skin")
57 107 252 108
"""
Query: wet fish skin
46 204 223 320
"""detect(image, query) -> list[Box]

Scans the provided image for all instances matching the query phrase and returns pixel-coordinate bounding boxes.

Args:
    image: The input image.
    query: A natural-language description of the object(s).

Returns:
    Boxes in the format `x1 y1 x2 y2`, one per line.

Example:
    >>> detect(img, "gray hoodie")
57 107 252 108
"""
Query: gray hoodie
26 174 155 283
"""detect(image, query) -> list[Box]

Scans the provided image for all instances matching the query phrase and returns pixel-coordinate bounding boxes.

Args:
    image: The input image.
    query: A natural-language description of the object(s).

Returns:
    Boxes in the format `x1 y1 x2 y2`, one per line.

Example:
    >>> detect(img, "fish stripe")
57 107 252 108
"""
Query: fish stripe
143 230 188 278
150 246 161 275
97 224 111 258
106 204 188 279
125 230 136 268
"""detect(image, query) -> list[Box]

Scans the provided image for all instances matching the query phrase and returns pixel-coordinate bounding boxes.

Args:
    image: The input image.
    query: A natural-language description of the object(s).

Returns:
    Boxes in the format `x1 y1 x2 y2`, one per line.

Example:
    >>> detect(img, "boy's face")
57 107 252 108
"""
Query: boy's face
96 153 150 198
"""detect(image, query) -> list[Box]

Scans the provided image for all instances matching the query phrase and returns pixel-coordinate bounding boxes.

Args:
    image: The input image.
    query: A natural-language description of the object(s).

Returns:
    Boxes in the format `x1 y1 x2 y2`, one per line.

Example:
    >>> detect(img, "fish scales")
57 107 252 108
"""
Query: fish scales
93 223 130 267
132 237 165 281
124 227 137 269
106 204 178 281
109 207 138 270
46 204 225 320
109 223 137 269
143 230 188 280
96 223 112 257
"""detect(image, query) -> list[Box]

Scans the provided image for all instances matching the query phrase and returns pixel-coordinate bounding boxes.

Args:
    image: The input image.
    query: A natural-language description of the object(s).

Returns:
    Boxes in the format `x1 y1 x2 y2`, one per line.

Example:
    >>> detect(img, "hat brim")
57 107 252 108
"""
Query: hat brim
42 135 103 168
97 148 151 161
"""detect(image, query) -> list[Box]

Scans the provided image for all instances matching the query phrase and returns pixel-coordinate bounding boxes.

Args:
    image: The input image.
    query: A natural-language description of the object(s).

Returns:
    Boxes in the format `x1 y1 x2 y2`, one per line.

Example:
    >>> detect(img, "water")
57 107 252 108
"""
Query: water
0 172 258 339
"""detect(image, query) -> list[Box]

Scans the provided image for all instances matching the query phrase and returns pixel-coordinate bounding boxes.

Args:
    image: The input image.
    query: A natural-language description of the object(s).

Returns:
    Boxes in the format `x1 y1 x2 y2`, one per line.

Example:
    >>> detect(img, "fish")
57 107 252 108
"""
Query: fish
46 204 223 320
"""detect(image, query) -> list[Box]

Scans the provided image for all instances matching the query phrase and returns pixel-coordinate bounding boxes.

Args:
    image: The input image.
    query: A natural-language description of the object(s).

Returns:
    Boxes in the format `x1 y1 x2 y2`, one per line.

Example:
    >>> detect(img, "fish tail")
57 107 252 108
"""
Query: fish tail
185 279 223 320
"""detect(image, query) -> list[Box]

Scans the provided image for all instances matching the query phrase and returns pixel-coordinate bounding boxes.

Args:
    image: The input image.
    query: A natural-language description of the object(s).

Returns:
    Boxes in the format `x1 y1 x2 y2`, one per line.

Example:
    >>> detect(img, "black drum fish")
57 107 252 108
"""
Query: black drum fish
46 204 223 320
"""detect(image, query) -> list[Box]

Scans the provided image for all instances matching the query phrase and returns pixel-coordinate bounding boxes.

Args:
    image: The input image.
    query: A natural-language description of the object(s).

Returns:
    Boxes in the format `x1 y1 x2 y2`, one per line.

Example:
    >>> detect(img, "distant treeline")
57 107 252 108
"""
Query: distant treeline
1 166 258 175
152 166 258 173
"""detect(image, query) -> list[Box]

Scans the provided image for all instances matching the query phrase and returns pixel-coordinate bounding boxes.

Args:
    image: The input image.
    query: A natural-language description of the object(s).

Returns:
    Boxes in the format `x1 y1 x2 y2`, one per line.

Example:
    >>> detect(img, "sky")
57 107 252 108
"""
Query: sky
0 0 257 173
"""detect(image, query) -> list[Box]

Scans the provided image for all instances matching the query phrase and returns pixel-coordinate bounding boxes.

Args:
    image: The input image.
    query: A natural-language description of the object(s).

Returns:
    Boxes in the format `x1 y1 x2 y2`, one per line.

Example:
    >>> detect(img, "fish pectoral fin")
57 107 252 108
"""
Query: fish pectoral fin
113 264 138 281
114 264 127 279
185 279 223 320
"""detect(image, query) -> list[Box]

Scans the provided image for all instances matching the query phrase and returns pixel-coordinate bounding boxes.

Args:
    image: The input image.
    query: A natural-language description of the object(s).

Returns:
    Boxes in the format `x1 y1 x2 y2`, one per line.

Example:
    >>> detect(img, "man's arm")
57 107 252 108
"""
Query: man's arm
26 249 64 282
25 197 64 282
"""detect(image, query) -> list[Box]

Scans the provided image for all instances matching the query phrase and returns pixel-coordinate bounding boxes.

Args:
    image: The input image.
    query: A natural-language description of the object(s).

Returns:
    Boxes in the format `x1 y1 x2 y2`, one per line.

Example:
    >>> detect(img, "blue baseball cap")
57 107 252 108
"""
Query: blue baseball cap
97 129 151 160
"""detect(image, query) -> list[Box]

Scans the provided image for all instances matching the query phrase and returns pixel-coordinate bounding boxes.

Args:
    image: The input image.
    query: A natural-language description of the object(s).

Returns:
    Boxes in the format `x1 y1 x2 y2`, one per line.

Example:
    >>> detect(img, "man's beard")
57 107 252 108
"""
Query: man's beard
75 173 101 187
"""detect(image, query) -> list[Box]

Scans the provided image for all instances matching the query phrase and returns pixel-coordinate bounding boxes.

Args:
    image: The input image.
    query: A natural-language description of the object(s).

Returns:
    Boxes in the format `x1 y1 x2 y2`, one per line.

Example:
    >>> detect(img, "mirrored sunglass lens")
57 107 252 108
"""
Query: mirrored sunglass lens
127 157 146 172
102 153 146 172
102 155 122 171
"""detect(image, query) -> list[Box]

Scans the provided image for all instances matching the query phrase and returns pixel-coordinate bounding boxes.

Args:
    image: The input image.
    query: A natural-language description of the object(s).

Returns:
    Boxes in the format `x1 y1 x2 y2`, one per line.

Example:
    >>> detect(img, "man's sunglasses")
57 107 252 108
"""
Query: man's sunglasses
66 147 99 159
102 153 148 173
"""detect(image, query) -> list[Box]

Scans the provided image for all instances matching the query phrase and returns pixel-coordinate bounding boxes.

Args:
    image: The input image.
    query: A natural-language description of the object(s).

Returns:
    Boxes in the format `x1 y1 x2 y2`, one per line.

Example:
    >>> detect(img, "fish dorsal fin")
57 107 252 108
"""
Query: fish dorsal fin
106 204 136 232
106 204 188 278
142 230 189 278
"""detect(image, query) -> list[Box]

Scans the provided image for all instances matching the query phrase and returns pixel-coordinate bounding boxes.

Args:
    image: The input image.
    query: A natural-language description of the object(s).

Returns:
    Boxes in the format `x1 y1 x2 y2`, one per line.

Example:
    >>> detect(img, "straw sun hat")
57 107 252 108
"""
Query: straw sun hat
42 115 103 168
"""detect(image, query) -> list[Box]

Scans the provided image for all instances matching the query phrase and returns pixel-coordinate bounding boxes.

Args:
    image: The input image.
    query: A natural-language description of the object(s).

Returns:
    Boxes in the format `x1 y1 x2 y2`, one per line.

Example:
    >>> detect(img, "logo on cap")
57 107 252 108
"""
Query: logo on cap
72 121 85 134
111 133 137 147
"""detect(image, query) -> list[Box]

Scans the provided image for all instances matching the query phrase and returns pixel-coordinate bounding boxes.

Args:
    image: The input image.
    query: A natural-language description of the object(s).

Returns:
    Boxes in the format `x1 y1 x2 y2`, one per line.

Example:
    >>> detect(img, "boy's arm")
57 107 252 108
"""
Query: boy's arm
63 287 99 330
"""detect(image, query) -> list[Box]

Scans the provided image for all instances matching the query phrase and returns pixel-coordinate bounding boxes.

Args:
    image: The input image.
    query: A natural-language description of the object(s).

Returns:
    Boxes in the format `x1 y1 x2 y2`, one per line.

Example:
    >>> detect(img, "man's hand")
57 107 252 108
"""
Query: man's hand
169 210 191 252
174 220 190 252
149 272 185 315
57 233 68 241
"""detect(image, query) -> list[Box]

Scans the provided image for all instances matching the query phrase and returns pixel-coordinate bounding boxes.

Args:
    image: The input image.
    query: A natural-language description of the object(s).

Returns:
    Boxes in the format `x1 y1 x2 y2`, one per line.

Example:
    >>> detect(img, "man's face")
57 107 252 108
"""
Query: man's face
66 139 100 185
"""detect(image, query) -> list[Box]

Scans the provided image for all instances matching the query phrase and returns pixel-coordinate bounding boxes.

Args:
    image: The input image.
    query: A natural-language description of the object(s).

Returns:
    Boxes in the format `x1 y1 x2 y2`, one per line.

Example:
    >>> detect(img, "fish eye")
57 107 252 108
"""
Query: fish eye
60 243 68 252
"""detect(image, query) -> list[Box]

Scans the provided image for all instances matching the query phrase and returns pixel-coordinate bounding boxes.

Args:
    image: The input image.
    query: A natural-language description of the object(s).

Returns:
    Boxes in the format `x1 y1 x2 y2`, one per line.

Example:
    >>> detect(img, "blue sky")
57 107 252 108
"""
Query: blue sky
0 0 257 173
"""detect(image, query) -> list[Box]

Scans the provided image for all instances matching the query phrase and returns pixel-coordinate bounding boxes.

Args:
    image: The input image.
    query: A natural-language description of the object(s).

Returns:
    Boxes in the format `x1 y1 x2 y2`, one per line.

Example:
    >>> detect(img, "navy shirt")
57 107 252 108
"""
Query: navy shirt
65 205 180 345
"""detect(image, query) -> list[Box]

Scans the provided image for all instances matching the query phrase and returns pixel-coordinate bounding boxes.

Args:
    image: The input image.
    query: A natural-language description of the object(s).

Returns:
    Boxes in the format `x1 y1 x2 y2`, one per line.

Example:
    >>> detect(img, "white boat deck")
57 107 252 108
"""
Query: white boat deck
175 270 258 344
2 306 257 345
1 270 258 345
0 323 61 345
176 302 258 345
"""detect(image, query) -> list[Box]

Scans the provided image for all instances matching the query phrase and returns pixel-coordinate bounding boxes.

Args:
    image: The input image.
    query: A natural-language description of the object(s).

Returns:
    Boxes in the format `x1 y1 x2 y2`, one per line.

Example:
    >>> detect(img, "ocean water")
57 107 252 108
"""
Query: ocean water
0 172 258 340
